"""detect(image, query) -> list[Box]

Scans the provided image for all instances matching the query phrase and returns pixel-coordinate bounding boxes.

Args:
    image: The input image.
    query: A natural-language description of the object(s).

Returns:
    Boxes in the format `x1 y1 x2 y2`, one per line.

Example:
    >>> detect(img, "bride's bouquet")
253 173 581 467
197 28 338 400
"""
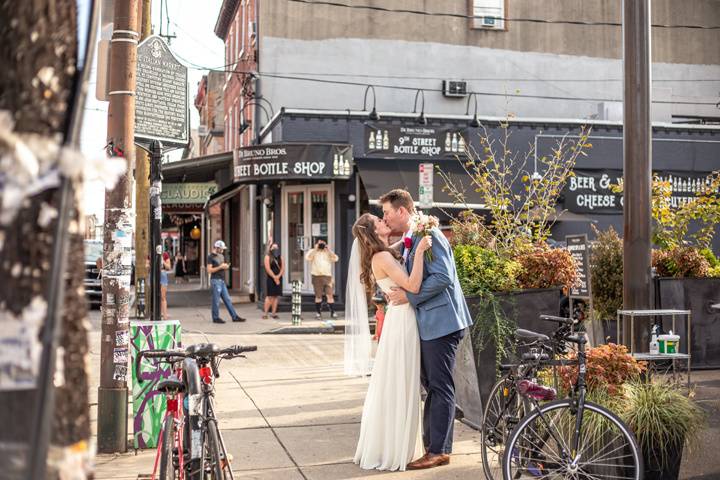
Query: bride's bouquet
410 211 439 262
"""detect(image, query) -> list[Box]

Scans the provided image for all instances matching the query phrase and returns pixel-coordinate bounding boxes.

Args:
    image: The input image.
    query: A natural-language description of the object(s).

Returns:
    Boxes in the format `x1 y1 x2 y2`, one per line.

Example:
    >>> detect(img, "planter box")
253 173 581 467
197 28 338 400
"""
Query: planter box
655 277 720 369
454 288 563 428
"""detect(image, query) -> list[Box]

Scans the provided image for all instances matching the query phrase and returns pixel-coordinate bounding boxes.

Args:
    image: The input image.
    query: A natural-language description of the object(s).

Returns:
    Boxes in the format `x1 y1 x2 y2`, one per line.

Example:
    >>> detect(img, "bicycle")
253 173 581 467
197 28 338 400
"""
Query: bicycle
137 343 257 480
481 315 575 480
501 327 642 479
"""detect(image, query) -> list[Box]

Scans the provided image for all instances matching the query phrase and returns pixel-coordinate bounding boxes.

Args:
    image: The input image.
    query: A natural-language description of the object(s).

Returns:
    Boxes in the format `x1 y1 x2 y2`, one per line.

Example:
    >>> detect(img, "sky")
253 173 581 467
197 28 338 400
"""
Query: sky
81 0 225 221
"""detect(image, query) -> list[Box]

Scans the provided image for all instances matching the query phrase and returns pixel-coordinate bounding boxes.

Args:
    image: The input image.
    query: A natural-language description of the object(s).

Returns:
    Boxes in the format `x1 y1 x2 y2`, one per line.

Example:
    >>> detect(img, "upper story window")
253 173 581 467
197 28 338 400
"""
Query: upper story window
472 0 505 30
240 0 247 57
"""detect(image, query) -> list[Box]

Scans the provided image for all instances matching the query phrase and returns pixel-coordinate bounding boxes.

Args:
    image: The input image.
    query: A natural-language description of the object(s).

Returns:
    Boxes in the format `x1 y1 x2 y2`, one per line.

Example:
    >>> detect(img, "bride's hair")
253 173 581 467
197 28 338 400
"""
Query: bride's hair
352 213 402 297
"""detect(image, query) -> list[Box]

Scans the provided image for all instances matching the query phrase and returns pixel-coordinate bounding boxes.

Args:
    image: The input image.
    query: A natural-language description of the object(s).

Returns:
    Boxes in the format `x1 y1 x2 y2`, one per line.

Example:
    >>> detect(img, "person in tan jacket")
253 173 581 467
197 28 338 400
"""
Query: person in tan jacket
305 240 339 321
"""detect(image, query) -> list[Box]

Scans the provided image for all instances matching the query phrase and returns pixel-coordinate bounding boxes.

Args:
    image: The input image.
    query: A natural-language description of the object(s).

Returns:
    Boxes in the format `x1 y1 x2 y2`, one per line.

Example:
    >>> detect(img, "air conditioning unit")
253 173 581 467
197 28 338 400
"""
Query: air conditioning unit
442 80 468 98
198 125 209 136
481 16 497 27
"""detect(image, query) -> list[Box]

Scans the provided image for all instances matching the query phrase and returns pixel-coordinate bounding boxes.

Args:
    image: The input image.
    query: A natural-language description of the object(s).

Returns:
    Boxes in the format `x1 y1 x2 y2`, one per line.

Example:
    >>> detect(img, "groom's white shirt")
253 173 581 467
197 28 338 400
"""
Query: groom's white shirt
402 228 413 263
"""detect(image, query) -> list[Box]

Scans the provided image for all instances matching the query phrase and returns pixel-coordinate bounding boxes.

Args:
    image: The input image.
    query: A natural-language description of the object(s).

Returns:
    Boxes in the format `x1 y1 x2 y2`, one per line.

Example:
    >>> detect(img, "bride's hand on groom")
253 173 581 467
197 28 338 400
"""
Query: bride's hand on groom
416 235 432 253
388 287 409 305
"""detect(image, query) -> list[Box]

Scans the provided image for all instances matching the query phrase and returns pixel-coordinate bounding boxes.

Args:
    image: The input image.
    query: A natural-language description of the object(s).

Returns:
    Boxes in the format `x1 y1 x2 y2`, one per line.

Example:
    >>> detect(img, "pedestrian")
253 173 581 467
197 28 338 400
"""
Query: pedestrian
305 239 339 322
174 251 187 283
263 242 283 319
160 250 171 319
207 240 246 324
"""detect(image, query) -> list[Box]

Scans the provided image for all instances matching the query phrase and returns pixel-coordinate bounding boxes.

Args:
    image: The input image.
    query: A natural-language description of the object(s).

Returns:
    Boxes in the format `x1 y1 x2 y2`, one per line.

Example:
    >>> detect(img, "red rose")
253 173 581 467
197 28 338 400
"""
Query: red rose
403 237 413 249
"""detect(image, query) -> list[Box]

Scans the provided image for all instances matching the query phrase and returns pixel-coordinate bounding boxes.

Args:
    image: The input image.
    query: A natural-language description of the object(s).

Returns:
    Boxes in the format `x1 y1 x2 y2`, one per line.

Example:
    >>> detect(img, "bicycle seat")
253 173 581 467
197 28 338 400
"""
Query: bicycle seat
515 329 549 342
186 343 221 356
156 376 185 393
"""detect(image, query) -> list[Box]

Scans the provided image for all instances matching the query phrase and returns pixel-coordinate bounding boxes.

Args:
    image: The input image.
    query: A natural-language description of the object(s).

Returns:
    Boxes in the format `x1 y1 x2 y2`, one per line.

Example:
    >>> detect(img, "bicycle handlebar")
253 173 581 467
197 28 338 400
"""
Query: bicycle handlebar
539 314 575 325
135 345 257 383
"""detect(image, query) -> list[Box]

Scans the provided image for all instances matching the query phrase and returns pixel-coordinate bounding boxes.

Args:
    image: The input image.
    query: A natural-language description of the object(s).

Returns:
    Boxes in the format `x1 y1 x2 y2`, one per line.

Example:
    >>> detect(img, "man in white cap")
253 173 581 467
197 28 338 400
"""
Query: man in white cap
207 240 246 324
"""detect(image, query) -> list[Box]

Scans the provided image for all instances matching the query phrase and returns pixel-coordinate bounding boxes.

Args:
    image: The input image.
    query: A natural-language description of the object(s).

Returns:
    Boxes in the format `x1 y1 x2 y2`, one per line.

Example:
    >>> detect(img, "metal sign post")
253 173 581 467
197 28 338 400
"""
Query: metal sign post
149 140 163 321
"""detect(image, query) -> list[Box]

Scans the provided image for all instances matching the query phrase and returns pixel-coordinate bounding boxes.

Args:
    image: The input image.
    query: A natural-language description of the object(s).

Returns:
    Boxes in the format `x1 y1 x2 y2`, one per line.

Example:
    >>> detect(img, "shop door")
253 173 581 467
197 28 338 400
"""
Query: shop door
282 185 334 294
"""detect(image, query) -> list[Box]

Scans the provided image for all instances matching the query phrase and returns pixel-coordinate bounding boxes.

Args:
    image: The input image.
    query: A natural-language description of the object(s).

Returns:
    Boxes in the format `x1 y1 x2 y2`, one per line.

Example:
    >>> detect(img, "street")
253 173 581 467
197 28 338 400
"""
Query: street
90 283 484 479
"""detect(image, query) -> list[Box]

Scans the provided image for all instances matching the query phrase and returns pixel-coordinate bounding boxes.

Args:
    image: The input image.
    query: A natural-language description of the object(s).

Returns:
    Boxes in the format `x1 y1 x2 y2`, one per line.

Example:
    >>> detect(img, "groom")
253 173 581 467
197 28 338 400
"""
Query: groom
380 189 473 470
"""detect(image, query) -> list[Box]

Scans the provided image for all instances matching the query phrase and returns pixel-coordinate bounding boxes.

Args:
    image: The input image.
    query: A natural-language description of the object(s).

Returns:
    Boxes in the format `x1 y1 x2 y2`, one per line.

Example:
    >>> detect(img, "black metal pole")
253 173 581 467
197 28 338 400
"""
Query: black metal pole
622 0 652 351
150 140 164 321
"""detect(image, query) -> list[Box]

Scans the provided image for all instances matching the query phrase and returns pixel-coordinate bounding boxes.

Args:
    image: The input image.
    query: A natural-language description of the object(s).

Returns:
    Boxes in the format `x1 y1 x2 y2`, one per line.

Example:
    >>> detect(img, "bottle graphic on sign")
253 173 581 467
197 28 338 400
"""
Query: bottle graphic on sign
368 131 375 150
382 130 389 150
375 129 382 150
458 135 466 153
333 154 339 175
344 157 351 176
444 132 451 152
451 133 458 152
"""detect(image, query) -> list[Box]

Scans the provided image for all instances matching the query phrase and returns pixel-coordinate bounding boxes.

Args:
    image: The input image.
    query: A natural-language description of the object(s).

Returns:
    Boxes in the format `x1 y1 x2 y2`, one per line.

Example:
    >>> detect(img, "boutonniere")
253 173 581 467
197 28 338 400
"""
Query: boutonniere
403 237 413 250
410 211 439 261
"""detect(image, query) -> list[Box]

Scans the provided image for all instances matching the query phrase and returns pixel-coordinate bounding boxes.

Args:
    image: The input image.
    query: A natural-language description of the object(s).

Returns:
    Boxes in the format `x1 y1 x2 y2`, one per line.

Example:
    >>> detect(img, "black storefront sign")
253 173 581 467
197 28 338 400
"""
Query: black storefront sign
135 36 189 147
364 123 469 159
233 143 353 182
566 234 591 299
564 169 713 214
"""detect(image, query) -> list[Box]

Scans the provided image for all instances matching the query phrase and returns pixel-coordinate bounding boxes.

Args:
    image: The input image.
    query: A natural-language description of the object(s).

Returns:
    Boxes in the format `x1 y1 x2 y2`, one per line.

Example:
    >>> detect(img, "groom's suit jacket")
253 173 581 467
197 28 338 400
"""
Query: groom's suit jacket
404 227 473 341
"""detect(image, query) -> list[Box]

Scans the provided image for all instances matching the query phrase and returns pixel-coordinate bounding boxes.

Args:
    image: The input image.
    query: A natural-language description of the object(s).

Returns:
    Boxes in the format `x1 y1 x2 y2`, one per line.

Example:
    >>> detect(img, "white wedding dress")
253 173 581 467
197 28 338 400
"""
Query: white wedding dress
353 276 424 471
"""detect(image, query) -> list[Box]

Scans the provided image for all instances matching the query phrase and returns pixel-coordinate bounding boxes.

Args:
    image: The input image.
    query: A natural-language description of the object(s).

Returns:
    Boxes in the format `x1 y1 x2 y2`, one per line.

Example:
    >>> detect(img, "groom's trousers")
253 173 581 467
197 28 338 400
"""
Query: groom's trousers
420 327 466 455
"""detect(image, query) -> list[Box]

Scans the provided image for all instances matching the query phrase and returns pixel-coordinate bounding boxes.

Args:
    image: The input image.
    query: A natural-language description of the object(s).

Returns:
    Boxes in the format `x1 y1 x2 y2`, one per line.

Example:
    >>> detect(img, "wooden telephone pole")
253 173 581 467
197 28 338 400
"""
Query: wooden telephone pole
97 0 139 454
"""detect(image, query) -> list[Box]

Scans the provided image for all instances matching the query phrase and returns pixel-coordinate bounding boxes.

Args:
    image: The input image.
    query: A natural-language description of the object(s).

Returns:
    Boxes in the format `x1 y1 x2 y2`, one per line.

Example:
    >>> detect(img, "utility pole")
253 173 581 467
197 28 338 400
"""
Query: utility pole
149 140 164 321
622 0 652 351
134 0 152 319
98 0 139 454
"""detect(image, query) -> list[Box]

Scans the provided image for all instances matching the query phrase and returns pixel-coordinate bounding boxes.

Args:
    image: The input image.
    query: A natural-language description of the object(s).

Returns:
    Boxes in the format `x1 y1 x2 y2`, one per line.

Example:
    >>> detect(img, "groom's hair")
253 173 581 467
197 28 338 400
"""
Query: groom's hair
379 189 415 214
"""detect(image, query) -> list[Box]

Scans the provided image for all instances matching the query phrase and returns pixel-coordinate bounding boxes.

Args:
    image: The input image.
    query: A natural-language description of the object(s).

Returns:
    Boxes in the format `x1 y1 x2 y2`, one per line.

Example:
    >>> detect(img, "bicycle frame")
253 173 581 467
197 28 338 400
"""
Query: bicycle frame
151 360 186 480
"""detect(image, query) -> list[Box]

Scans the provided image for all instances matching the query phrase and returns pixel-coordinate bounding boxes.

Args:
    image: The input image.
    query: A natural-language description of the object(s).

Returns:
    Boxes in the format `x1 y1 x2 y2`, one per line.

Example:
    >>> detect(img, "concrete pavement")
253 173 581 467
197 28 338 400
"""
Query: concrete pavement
90 286 484 479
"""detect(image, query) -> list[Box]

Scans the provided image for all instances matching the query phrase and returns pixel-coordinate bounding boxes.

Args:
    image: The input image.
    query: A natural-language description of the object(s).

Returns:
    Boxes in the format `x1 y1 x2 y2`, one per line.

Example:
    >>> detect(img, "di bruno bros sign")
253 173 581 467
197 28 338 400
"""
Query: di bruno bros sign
233 143 353 182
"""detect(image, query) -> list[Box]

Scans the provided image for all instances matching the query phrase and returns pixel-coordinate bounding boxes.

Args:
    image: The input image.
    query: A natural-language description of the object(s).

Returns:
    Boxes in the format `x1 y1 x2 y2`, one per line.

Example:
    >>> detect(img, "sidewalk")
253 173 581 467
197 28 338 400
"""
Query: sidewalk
89 298 484 479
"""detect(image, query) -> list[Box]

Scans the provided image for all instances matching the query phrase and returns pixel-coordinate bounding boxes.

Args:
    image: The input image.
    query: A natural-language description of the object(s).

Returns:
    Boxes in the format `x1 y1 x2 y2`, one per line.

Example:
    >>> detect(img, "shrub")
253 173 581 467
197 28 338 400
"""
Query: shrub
515 243 578 290
700 248 720 278
453 244 521 295
590 226 624 320
556 343 645 396
652 247 710 278
448 210 494 248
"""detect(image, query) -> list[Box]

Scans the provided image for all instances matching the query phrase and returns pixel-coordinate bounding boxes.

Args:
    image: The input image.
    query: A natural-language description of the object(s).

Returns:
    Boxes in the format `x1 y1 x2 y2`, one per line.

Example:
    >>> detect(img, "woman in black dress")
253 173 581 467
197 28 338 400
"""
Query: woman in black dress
263 243 284 319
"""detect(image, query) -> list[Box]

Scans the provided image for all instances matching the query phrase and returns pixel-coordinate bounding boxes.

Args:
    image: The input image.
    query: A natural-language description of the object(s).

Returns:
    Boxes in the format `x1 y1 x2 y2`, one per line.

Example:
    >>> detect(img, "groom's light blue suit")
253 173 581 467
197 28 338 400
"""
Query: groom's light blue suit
403 227 472 456
404 227 473 340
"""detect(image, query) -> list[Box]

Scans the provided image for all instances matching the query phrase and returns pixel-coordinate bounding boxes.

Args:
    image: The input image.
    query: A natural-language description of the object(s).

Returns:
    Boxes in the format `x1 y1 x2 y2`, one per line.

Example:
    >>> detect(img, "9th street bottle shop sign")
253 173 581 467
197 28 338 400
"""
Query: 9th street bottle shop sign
233 143 353 182
134 36 189 147
365 123 469 158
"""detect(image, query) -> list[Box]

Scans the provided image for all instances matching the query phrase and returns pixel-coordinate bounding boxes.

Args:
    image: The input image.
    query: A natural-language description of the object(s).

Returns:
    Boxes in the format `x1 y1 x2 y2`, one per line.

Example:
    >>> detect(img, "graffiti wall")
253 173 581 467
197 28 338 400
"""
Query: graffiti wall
130 320 181 449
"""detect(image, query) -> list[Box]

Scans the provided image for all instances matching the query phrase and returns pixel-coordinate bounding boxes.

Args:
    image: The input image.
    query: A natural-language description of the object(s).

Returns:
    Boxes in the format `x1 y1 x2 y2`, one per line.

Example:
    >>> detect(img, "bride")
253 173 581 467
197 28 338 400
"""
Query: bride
348 213 432 471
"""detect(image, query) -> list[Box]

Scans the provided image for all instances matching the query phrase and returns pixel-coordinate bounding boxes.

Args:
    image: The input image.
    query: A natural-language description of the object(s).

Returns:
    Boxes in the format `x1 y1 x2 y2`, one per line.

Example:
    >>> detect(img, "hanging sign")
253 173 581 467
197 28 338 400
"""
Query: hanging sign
135 35 189 147
566 234 591 299
233 143 353 183
418 163 434 209
364 123 469 159
564 169 713 214
161 183 217 205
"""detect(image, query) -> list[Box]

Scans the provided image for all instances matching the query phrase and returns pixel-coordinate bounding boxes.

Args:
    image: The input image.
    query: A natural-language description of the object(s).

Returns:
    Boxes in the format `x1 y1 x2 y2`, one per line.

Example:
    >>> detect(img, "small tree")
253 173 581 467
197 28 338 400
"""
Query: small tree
441 121 592 255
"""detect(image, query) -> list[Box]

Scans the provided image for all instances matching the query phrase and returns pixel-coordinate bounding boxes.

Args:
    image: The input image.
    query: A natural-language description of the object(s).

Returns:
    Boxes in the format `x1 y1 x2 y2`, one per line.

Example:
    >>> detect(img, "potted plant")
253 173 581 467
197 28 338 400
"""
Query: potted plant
444 121 592 406
621 381 705 480
589 225 624 343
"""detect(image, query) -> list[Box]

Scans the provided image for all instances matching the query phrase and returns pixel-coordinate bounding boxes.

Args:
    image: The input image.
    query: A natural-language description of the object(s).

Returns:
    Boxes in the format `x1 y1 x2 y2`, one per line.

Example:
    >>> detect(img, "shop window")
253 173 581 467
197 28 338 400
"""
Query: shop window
471 0 505 30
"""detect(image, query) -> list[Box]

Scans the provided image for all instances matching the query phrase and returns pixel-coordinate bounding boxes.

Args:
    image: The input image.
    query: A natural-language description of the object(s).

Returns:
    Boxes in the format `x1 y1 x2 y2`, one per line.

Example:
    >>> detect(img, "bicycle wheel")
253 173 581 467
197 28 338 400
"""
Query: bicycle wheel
502 399 642 480
205 419 225 479
159 416 175 480
481 375 523 480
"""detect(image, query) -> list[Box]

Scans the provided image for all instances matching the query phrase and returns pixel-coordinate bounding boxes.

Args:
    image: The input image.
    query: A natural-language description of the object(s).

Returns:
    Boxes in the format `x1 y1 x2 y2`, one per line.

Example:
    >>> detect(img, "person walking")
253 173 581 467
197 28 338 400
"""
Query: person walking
207 240 246 324
263 243 283 319
305 239 339 322
174 251 187 283
160 250 171 319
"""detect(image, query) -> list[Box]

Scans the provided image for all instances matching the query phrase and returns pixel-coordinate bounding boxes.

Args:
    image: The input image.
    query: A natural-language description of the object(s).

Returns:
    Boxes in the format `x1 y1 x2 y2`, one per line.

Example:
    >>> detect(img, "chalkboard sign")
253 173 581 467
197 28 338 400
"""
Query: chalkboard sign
135 36 188 147
566 234 591 299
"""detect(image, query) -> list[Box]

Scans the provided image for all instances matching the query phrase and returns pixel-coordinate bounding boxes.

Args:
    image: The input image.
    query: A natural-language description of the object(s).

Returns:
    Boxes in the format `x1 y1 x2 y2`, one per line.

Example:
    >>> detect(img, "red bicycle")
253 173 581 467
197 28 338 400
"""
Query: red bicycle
137 344 257 480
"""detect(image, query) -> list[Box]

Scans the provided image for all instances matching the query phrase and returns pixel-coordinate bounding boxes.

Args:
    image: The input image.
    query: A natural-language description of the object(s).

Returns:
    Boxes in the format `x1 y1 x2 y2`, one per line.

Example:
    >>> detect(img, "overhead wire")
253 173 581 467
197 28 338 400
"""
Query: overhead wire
284 0 720 30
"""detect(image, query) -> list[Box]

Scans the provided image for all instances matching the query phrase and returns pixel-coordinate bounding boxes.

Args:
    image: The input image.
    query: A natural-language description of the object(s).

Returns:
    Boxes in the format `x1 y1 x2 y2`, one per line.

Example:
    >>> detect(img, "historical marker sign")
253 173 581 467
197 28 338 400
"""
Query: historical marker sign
566 234 591 299
135 35 189 147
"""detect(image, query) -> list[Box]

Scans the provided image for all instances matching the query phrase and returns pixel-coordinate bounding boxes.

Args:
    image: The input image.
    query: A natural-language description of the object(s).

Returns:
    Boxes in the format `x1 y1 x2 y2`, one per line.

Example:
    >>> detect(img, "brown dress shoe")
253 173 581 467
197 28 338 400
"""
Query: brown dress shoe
406 453 450 470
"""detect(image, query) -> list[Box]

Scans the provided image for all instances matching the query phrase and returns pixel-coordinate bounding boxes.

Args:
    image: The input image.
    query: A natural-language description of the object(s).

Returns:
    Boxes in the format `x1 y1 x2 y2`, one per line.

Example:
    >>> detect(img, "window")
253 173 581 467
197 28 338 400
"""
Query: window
224 114 228 150
240 1 247 57
472 0 504 29
229 106 234 150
